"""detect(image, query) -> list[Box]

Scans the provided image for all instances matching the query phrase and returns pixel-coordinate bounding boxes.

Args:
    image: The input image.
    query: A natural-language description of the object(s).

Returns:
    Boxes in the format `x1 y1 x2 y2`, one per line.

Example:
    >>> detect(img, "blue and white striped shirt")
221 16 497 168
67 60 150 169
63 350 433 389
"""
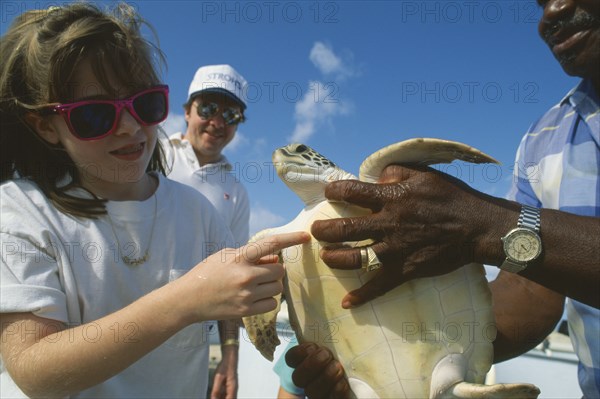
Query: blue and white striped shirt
507 79 600 398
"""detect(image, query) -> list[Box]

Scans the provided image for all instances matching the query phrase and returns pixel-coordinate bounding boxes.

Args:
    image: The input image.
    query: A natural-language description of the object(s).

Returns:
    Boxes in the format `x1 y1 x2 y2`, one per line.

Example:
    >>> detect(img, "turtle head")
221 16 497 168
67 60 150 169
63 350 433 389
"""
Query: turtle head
273 143 356 206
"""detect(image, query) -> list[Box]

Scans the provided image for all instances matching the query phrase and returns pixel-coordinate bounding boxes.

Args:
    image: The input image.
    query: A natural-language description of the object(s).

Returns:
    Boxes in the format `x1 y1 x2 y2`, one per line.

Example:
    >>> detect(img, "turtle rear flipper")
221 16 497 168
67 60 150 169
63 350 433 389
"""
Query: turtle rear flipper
440 382 540 399
242 293 282 361
430 354 540 399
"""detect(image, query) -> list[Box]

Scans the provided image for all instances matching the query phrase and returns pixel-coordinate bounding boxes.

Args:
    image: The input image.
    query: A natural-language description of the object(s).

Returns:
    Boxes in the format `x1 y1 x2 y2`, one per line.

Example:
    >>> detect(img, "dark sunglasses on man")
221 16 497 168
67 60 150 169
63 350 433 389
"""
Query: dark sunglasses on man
194 101 244 126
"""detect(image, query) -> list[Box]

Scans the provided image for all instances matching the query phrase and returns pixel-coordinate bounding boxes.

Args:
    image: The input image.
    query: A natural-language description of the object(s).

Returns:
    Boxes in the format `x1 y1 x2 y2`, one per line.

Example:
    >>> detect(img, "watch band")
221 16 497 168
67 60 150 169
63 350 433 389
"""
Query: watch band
518 204 541 233
500 253 528 274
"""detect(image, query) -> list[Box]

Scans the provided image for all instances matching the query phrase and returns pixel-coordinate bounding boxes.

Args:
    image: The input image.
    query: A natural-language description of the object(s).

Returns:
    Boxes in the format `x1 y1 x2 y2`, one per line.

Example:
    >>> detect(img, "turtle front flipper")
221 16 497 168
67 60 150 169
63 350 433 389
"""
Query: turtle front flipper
359 138 499 183
242 227 285 361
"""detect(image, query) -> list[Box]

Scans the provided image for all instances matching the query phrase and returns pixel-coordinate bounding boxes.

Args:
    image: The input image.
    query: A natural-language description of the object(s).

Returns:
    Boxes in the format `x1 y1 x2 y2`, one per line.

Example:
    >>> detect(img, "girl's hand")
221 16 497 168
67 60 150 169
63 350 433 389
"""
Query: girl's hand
174 232 310 322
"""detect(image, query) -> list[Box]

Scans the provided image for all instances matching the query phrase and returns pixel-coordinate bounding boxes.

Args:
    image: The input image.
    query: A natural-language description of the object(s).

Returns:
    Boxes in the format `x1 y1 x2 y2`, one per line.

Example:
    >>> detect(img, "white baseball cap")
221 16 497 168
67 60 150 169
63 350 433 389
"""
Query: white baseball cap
187 64 247 110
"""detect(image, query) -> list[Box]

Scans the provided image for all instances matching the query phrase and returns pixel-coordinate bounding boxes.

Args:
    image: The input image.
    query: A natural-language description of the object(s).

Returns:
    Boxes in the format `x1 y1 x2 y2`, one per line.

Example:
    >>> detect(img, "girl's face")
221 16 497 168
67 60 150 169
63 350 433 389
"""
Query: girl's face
42 58 159 200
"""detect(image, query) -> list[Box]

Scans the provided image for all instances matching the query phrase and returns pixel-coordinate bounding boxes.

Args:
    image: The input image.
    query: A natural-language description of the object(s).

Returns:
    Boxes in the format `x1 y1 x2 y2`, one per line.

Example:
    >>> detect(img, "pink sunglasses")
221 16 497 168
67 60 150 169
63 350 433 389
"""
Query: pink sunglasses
43 85 169 140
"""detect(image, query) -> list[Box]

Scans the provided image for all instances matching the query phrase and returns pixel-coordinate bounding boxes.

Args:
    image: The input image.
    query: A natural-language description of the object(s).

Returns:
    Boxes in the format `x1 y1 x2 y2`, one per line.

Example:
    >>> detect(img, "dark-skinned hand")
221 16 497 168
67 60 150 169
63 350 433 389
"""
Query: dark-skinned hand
311 164 517 309
286 342 351 399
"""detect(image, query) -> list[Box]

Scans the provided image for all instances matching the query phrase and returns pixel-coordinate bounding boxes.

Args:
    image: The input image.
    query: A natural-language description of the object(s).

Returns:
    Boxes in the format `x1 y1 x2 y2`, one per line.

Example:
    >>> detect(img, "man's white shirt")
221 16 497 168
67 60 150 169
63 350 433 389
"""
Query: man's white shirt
163 133 250 246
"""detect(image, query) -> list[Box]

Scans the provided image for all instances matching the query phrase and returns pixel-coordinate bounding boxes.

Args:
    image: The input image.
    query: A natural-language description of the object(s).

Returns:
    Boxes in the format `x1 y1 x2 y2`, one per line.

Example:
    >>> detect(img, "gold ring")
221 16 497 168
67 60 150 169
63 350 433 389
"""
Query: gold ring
361 246 383 272
360 247 369 269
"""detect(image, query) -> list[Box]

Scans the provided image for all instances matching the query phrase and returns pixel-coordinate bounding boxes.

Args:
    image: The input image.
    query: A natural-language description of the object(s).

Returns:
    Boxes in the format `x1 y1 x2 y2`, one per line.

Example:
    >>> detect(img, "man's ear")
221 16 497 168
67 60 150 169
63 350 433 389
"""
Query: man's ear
24 112 61 145
183 104 192 123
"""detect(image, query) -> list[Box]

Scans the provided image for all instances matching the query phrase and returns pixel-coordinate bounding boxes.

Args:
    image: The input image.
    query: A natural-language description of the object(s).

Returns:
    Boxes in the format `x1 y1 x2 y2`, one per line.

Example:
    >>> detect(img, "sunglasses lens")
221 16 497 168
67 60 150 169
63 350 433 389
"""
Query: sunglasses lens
70 103 116 139
133 91 168 124
198 103 218 119
223 109 242 125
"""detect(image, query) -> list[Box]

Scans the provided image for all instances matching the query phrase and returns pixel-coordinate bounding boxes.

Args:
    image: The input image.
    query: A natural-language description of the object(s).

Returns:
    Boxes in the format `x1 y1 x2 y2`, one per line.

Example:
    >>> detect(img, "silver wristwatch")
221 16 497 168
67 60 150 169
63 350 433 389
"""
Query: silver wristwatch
500 204 542 273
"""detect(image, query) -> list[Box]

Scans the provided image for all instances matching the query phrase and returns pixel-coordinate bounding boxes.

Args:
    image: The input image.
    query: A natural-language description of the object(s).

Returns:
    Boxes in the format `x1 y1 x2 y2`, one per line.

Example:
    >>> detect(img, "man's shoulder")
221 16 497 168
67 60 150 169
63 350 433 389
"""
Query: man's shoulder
517 81 591 165
530 103 571 132
167 131 185 141
522 85 579 140
161 132 186 149
530 79 597 130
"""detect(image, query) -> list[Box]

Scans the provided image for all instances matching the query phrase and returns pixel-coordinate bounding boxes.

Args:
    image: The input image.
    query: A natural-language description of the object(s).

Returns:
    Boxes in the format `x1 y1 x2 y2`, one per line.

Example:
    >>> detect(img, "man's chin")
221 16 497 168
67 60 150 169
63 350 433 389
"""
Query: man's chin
555 53 593 79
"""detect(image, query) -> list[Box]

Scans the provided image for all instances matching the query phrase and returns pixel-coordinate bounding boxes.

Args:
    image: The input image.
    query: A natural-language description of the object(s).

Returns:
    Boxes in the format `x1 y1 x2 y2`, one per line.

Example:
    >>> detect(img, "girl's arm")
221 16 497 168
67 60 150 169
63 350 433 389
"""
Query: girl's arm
1 232 309 397
1 285 188 397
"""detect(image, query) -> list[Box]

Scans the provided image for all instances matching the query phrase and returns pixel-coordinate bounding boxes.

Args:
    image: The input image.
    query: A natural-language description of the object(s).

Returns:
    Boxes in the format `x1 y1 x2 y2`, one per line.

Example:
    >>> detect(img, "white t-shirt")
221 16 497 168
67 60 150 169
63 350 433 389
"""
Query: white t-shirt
0 174 233 398
163 133 250 246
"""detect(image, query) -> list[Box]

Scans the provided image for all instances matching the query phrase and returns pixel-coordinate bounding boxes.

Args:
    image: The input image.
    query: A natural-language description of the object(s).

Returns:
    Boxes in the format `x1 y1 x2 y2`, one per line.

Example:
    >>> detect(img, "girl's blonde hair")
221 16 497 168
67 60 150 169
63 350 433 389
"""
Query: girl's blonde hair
0 3 168 217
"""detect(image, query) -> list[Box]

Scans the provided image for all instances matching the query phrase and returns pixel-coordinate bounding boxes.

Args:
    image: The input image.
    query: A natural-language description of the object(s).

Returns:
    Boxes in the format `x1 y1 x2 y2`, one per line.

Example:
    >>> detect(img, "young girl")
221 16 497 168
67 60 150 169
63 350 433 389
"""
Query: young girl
0 3 307 398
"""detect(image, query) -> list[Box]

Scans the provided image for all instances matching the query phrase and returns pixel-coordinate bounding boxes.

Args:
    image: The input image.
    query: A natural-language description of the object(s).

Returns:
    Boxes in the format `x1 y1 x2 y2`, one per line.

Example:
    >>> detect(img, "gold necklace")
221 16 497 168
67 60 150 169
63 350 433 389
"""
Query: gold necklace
106 193 157 266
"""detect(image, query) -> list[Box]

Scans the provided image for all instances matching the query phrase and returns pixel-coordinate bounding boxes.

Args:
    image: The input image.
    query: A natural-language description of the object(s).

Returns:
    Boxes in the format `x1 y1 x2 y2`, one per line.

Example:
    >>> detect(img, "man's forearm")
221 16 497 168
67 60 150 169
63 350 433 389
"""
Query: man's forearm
490 271 565 363
218 319 240 346
520 209 600 307
479 202 600 308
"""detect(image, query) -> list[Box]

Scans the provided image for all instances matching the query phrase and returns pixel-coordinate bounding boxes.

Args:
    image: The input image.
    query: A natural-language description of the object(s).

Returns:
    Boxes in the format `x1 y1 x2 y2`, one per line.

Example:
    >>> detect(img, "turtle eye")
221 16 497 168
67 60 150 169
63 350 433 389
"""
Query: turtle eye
295 144 308 153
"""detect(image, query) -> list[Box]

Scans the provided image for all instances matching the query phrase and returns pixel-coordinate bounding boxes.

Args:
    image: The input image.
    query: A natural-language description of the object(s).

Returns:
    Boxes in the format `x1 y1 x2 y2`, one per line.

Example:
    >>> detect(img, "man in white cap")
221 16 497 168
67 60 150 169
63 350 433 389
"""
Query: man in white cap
166 64 249 399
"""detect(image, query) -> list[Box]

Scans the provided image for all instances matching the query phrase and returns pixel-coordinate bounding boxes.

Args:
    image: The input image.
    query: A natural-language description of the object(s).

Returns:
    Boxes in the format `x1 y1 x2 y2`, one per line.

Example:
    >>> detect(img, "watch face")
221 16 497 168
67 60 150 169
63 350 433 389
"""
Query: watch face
503 228 542 262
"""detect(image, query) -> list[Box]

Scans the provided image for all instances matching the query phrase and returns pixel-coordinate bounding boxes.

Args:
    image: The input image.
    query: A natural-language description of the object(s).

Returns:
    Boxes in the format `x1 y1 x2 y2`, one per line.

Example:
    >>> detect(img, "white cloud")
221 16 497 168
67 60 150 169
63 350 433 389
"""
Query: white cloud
309 41 355 79
161 112 186 135
289 41 357 143
310 42 343 74
224 131 249 153
289 80 350 143
249 205 287 237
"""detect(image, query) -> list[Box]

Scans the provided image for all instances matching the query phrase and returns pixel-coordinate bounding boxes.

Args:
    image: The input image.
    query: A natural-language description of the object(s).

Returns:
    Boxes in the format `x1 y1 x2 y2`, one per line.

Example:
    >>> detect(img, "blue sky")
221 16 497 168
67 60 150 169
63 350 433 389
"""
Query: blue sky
1 1 580 235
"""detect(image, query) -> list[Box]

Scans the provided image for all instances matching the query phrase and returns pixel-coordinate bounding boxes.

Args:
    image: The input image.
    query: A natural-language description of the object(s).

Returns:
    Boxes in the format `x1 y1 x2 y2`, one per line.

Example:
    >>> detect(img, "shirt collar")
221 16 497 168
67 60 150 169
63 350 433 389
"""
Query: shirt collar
561 79 599 114
169 132 233 171
168 132 185 144
562 80 600 145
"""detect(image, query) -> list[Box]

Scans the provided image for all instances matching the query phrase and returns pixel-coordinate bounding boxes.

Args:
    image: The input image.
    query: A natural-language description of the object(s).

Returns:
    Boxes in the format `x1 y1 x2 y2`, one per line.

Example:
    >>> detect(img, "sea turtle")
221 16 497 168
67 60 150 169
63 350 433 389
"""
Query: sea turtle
243 138 540 398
